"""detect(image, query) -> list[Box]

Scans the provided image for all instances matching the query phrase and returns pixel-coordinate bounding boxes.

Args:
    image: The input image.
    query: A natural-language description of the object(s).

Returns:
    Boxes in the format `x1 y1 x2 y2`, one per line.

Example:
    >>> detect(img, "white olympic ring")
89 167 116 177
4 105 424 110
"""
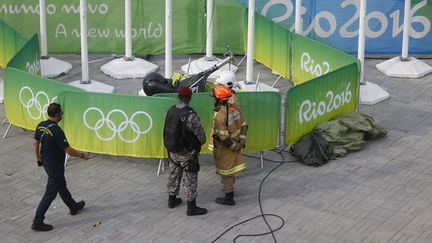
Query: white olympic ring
19 86 58 120
83 107 153 143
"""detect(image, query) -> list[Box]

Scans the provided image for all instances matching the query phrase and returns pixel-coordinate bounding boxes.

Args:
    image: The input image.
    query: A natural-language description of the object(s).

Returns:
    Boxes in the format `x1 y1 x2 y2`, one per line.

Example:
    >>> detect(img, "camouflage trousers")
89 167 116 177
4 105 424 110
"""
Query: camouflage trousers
167 158 198 202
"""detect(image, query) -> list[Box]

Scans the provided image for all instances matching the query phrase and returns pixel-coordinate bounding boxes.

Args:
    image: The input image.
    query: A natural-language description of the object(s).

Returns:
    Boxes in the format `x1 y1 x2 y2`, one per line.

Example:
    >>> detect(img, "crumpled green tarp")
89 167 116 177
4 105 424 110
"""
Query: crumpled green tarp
316 112 387 158
292 112 387 166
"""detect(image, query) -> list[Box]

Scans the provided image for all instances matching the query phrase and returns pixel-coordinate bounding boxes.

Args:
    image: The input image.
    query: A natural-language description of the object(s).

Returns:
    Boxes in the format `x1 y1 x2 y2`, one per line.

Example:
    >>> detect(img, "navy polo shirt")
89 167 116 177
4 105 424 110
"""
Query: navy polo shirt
34 120 69 169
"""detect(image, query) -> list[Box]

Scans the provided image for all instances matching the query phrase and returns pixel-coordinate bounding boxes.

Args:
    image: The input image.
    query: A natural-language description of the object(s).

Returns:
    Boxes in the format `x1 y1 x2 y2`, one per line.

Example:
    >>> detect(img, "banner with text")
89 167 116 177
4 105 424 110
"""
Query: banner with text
7 34 40 75
0 18 26 67
286 62 359 144
238 0 432 54
59 91 177 158
4 67 83 130
251 13 292 79
0 0 245 55
157 91 281 153
292 33 358 85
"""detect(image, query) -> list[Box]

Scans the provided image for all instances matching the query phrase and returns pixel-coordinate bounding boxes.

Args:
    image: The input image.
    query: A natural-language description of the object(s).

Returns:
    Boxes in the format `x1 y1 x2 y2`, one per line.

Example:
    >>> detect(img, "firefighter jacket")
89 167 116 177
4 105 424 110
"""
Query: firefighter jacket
212 103 248 177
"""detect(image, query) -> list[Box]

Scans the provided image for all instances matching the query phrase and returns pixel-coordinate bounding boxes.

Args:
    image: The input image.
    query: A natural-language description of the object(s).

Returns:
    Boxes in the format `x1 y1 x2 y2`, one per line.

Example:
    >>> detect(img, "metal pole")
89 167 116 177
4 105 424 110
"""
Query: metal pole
357 0 366 85
3 123 11 139
206 0 214 59
157 159 163 176
245 0 255 84
260 151 264 168
295 0 302 34
401 0 411 61
80 0 90 83
165 0 172 78
39 0 48 58
125 0 133 60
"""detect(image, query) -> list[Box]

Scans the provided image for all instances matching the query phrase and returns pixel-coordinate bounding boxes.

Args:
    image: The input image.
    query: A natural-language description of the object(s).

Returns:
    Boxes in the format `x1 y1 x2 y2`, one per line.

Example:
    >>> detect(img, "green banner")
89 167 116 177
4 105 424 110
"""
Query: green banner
7 34 40 75
157 91 280 153
0 0 244 55
0 18 26 67
286 62 359 144
4 67 83 130
292 34 358 85
59 91 177 158
249 13 292 79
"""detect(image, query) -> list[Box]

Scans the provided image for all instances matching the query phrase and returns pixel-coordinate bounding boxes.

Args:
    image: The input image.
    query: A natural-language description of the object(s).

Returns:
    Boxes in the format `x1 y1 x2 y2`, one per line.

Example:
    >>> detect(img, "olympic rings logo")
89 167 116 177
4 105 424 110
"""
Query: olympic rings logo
83 107 153 143
19 86 57 120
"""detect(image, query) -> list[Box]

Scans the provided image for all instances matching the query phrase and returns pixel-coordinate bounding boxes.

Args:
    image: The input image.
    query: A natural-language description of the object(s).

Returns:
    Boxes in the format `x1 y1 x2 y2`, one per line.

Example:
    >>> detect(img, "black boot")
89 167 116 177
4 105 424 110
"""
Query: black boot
70 200 85 215
186 199 207 216
215 192 235 206
31 222 53 231
168 195 182 208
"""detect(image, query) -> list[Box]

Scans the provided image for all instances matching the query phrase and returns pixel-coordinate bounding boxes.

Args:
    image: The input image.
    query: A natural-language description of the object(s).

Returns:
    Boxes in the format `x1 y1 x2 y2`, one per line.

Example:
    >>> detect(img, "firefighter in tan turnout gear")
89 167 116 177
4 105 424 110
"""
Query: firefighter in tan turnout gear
211 85 247 206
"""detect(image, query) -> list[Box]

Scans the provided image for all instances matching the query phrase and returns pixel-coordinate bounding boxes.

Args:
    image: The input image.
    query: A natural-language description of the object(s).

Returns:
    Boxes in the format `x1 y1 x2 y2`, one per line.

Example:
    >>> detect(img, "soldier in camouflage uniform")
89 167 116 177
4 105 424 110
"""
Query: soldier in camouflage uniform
163 86 207 216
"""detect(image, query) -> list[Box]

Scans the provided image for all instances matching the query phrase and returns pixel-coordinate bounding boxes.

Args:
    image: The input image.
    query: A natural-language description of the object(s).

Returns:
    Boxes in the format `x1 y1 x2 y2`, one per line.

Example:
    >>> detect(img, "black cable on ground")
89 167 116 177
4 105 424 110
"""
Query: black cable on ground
211 147 299 243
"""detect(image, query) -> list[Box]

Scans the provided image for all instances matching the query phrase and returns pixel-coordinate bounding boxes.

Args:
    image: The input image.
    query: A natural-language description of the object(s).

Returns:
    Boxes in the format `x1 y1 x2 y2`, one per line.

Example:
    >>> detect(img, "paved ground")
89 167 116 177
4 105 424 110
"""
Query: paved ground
0 55 432 243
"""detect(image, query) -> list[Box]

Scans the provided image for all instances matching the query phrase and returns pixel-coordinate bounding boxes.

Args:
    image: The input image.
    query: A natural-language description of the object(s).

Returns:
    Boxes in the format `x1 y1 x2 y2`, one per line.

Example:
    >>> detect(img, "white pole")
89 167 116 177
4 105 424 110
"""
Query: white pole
206 0 214 58
125 0 132 60
401 0 411 60
357 0 366 85
245 0 255 84
295 0 302 34
165 0 172 78
80 0 90 83
39 0 48 57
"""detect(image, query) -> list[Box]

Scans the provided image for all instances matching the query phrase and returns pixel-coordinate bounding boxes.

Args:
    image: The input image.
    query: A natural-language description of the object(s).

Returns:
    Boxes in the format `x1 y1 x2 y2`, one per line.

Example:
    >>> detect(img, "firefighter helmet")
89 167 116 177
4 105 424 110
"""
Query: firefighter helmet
212 85 232 101
215 71 238 89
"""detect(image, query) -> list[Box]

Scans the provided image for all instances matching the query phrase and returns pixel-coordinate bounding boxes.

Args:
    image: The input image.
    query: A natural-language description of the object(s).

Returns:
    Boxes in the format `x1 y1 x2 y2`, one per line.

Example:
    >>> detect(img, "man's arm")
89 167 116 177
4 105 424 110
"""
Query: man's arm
187 113 206 145
64 146 90 160
33 139 41 162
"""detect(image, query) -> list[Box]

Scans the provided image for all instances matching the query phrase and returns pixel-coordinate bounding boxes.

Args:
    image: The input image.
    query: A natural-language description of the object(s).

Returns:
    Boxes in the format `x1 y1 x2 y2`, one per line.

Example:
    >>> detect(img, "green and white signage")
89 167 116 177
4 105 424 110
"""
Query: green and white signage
286 62 359 144
4 67 83 130
59 91 177 158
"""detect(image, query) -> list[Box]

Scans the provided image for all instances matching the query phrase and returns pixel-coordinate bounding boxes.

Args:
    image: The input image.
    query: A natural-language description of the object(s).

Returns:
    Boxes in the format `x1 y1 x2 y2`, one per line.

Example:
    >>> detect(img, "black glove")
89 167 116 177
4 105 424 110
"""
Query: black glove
221 138 233 148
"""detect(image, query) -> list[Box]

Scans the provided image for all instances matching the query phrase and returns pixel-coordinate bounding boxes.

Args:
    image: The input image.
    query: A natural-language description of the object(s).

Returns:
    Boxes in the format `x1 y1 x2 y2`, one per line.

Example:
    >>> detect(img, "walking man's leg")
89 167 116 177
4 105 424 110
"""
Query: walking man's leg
32 176 58 231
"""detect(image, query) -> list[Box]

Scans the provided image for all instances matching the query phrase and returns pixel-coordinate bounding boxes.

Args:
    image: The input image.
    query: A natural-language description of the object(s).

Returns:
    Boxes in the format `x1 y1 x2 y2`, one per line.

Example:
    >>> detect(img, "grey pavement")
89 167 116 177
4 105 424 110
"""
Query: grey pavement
0 54 432 243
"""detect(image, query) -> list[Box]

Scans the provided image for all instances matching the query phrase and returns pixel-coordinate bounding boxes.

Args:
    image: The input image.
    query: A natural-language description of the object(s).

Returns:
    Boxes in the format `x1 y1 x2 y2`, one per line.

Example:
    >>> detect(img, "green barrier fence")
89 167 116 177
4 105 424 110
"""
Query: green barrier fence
4 67 83 130
157 91 281 153
250 13 292 79
7 34 40 75
2 7 360 160
291 33 359 85
286 62 359 144
59 91 177 158
0 18 26 67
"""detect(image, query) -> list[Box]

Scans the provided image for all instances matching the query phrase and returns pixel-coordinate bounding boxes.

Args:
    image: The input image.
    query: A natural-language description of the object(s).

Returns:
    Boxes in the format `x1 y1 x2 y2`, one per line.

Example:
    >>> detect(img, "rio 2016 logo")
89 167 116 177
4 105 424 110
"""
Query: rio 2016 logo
300 52 330 77
260 0 430 39
299 82 352 124
83 107 153 143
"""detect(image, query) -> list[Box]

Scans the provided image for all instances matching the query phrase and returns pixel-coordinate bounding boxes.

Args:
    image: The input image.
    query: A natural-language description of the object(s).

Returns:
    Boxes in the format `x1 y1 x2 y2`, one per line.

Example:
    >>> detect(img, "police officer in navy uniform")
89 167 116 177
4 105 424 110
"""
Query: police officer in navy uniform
31 103 90 231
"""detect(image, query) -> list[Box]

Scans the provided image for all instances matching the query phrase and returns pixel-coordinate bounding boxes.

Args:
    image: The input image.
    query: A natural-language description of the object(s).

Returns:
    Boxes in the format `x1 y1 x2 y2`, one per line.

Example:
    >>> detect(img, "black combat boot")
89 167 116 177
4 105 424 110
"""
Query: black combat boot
215 192 235 206
186 199 207 216
168 195 182 208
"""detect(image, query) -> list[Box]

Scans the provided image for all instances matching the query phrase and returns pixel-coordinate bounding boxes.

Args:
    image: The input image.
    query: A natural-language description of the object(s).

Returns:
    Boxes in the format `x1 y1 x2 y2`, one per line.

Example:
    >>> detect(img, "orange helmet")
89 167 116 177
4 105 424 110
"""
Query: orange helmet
212 85 232 101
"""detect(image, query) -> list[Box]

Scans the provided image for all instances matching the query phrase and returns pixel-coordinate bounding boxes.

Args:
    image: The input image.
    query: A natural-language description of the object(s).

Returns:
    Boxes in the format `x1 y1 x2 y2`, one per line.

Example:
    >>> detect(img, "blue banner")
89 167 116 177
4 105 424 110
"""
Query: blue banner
238 0 432 54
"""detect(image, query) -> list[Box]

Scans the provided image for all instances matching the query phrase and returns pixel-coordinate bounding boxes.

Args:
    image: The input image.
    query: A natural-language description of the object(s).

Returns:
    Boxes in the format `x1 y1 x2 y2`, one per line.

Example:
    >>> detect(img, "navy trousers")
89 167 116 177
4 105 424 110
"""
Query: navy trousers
34 165 76 224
